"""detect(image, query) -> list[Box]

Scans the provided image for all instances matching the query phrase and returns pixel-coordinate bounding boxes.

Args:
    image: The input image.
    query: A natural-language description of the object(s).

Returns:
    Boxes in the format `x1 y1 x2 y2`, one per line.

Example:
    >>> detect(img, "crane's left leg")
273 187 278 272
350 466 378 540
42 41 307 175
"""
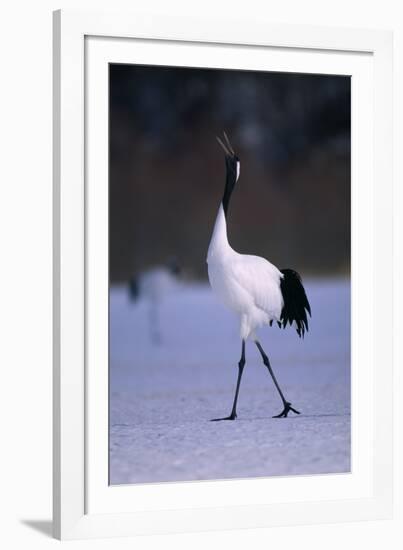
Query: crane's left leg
255 340 300 418
211 340 246 421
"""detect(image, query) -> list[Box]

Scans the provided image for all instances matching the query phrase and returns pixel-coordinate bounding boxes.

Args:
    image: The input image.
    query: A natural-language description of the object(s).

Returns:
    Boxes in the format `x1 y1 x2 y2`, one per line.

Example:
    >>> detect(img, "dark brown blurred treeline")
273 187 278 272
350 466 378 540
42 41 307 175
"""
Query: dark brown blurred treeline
110 65 350 282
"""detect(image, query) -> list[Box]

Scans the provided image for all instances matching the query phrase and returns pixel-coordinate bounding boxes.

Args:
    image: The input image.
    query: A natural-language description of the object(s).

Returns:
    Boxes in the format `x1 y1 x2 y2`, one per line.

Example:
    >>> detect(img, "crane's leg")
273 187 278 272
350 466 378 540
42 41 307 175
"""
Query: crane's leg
211 340 246 421
255 340 300 418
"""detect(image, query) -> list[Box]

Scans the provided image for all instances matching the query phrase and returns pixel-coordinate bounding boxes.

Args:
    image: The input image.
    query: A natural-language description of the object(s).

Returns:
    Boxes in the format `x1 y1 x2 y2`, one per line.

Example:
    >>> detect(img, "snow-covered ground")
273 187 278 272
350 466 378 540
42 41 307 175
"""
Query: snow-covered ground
110 279 350 485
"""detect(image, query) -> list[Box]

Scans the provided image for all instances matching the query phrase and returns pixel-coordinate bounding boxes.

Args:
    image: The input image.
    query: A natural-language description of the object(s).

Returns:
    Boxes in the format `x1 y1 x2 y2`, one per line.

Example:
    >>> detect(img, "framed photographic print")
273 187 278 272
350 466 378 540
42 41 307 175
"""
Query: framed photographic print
53 9 393 540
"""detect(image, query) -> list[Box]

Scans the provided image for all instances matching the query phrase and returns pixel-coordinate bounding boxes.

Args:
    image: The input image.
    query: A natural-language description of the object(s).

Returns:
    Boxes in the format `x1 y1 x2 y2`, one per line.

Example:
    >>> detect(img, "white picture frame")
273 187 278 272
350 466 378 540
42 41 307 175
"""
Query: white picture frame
53 9 393 540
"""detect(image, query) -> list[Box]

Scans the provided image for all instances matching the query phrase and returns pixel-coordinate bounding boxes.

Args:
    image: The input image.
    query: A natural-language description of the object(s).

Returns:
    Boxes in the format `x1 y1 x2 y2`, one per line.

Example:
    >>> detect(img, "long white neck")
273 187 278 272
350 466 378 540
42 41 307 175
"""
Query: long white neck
207 203 232 262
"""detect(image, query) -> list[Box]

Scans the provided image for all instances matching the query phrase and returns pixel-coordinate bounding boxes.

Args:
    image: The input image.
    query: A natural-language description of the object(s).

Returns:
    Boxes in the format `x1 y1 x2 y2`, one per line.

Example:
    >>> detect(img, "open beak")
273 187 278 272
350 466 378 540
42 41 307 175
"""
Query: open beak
216 131 235 156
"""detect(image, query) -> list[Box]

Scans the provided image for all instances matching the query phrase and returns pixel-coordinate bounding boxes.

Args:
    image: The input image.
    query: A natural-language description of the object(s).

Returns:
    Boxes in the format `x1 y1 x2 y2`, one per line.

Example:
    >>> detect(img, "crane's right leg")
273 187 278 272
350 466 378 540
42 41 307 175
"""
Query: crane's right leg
255 340 300 418
211 340 246 421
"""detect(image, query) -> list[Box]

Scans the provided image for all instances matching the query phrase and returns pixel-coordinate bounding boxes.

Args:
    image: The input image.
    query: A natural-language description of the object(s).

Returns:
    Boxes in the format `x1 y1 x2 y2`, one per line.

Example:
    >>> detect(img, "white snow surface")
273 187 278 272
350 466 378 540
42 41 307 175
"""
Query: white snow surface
109 279 350 485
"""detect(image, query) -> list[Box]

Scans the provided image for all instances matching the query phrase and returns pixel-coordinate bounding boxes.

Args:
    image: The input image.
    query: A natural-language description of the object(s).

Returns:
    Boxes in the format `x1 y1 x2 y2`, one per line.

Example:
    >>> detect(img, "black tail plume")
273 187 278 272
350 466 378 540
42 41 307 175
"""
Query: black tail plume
279 269 311 338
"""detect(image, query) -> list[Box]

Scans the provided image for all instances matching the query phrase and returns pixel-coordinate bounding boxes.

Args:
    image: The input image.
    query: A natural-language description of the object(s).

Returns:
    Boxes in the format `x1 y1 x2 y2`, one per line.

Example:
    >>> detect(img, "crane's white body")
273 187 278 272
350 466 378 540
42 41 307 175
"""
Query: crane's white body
207 203 284 341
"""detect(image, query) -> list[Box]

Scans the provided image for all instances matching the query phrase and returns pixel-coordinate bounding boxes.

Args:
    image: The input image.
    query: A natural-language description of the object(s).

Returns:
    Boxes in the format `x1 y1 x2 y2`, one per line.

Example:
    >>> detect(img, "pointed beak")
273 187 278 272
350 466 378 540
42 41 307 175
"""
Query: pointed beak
216 132 236 157
216 135 231 156
223 131 235 155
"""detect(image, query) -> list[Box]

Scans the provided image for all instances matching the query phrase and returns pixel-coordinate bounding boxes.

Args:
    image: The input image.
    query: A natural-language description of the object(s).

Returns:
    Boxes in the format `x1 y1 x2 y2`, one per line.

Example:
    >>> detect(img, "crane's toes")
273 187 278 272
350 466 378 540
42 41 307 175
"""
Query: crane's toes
210 413 237 421
272 402 300 418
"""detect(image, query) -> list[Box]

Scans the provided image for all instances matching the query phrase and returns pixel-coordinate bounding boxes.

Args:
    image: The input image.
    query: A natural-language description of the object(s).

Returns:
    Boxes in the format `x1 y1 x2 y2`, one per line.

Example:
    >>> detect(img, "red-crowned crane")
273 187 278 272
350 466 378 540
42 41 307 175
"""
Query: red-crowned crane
128 260 181 346
207 132 311 420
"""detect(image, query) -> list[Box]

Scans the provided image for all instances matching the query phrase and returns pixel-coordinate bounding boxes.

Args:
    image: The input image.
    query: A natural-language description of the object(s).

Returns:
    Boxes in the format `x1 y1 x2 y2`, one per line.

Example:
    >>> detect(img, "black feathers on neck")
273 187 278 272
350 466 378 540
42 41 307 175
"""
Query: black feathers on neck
222 156 238 218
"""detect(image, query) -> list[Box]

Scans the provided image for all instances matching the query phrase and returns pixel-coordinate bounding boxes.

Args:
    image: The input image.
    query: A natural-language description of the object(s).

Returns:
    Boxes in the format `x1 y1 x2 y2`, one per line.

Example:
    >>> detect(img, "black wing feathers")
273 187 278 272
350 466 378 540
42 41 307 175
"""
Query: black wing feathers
279 269 311 338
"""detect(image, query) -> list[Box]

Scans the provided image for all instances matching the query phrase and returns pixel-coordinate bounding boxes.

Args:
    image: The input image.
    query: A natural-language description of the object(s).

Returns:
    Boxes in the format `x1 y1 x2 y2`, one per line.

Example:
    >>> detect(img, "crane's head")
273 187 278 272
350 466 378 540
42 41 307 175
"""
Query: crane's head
216 132 240 183
216 132 240 216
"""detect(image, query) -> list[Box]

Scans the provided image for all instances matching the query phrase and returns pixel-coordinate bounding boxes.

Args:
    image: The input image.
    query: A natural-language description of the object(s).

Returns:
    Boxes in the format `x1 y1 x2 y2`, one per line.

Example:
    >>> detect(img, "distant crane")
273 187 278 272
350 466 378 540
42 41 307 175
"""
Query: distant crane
128 259 181 345
207 132 311 420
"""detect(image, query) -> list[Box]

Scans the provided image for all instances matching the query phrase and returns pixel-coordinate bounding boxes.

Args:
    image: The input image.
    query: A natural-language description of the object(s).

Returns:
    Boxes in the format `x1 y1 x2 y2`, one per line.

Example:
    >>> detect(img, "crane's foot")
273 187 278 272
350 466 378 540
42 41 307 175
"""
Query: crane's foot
273 402 300 418
210 412 237 421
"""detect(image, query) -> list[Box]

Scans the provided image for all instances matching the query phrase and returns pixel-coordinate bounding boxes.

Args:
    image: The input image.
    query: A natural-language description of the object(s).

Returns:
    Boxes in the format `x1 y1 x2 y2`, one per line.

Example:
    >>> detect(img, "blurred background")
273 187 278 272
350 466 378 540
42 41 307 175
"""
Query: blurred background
110 64 350 282
109 64 351 485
